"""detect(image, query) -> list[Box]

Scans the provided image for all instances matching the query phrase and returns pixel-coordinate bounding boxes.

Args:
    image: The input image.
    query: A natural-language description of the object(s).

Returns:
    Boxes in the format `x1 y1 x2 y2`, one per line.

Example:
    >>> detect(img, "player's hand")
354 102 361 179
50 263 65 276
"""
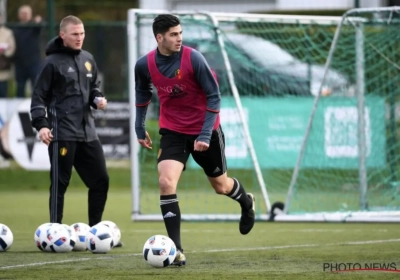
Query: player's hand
33 15 42 23
138 131 152 149
39 127 53 146
95 97 107 110
194 140 209 152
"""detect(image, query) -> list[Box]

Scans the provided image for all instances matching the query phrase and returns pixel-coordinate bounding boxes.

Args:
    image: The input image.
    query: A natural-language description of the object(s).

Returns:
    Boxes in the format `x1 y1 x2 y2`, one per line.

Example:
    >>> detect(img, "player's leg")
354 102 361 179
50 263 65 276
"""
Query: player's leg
48 140 76 224
191 126 255 235
73 140 109 227
157 129 190 266
209 174 255 234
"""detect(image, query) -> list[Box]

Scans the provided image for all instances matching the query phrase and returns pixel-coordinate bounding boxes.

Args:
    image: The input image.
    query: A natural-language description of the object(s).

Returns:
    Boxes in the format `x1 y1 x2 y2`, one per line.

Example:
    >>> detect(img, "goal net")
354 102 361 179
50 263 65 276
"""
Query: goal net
283 6 400 222
127 8 400 222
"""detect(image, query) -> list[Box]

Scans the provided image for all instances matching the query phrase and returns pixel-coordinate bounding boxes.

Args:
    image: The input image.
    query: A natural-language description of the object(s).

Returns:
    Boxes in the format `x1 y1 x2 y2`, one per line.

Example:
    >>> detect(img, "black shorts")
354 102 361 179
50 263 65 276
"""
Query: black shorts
157 126 227 177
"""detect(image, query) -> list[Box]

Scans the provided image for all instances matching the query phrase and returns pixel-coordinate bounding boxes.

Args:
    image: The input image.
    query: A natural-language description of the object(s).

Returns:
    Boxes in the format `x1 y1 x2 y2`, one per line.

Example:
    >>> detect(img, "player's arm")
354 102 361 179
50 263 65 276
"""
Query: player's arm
30 61 54 145
89 58 106 110
134 56 153 145
190 49 221 145
30 61 53 131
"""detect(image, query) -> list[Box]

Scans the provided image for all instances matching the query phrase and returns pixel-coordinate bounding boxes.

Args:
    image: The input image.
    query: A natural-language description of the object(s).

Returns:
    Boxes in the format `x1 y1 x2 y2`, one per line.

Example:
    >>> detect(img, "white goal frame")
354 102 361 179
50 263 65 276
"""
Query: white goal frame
282 6 400 223
127 8 400 222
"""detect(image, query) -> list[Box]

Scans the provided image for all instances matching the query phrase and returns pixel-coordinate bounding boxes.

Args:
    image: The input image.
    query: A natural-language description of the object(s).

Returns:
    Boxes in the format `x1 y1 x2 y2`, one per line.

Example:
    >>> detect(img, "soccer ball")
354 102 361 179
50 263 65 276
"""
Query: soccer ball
71 222 90 251
61 224 76 248
86 224 114 254
38 223 59 252
143 235 176 268
34 223 57 251
46 224 75 253
98 220 121 247
0 224 13 252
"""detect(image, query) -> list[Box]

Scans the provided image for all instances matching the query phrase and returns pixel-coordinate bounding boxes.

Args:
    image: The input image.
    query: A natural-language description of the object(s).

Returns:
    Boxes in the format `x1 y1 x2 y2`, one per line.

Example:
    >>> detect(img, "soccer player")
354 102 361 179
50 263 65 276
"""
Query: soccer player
30 16 114 238
134 14 255 266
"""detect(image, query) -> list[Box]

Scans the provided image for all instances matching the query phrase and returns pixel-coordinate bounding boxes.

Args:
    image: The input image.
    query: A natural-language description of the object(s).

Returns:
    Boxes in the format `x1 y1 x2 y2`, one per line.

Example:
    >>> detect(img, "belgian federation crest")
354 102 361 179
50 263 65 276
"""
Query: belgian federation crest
85 61 92 72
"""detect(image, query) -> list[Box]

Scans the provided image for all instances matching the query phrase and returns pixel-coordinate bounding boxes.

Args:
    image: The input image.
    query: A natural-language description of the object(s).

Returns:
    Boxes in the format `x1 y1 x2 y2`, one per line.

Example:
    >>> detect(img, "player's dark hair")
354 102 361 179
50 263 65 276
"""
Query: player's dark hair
152 14 180 38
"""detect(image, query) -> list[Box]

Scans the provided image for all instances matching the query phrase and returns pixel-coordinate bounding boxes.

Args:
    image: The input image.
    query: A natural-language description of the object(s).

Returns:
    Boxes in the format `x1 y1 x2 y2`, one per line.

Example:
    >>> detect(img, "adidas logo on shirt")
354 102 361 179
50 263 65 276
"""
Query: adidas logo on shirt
67 66 75 73
213 167 221 173
163 212 176 218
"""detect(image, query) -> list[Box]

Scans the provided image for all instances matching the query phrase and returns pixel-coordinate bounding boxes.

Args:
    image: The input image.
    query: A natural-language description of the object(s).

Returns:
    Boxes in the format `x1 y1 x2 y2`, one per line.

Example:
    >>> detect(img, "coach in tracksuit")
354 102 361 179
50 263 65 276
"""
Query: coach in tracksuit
30 15 109 227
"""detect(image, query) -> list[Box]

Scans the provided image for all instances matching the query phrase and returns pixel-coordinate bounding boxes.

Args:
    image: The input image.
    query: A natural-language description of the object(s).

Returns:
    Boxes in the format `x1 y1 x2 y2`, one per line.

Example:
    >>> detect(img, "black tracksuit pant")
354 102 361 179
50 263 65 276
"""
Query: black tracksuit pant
48 139 109 226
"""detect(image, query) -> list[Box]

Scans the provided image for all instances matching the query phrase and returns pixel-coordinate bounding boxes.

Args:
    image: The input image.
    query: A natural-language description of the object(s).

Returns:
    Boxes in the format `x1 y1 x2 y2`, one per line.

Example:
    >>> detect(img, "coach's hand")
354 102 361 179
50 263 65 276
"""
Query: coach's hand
39 127 53 146
194 140 209 152
138 131 152 149
96 97 107 110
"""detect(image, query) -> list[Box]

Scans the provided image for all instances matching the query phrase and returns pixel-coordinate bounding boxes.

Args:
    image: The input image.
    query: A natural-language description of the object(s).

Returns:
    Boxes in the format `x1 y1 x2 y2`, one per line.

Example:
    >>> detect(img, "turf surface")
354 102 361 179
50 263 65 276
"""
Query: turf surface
0 188 399 279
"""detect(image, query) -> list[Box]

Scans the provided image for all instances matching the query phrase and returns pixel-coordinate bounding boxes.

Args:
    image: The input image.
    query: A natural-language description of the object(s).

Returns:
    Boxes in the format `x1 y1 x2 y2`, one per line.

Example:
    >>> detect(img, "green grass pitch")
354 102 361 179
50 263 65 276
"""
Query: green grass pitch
0 168 400 279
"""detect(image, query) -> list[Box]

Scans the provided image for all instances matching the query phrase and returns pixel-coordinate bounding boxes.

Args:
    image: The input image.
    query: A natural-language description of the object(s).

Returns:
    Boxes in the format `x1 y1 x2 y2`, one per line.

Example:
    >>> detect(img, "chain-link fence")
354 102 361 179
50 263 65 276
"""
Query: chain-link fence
4 0 139 99
5 22 128 99
4 0 384 99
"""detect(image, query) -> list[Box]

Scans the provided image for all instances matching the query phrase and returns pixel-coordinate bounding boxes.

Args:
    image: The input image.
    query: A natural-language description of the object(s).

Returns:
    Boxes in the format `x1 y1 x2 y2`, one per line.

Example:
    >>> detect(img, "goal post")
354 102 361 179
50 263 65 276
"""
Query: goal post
282 6 400 222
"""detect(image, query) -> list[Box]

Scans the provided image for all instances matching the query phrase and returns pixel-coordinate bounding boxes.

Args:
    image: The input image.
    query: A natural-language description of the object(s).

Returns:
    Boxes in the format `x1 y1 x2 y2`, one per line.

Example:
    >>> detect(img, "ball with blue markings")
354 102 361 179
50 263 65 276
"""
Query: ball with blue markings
36 223 60 252
61 224 76 249
143 235 177 268
70 222 90 251
98 220 121 247
34 223 53 251
46 224 75 253
86 224 114 254
0 223 13 252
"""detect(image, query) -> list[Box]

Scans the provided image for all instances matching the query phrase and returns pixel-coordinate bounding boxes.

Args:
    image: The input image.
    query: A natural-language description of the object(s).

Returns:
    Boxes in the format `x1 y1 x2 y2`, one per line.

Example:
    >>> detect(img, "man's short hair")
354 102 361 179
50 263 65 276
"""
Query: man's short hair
18 5 32 15
60 15 83 31
152 14 180 38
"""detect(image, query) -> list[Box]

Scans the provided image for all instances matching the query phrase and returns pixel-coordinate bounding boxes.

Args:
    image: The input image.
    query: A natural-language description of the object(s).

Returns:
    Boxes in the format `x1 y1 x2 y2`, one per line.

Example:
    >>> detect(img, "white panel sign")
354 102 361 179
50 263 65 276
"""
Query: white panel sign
324 106 371 158
7 98 50 170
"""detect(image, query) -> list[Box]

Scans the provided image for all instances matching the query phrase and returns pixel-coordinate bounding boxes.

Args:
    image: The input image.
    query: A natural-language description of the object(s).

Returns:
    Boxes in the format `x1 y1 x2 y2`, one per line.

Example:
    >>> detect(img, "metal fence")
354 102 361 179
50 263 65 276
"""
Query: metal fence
6 22 128 100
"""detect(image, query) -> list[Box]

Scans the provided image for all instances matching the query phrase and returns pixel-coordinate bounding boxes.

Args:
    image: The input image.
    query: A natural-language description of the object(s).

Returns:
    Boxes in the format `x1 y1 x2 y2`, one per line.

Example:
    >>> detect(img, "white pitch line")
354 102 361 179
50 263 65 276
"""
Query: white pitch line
0 254 141 270
1 238 399 270
196 238 400 253
129 228 395 234
343 239 400 245
9 228 397 234
0 258 90 269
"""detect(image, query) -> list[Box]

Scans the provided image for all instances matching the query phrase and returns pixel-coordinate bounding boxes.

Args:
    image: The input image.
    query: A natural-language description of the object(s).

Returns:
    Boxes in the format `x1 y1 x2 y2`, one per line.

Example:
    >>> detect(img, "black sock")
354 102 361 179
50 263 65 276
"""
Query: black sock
226 178 252 210
160 194 182 251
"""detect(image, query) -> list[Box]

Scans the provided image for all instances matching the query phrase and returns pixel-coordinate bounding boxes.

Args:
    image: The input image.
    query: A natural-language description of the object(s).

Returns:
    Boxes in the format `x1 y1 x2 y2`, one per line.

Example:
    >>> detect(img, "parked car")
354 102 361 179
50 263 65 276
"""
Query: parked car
137 23 353 97
185 33 352 97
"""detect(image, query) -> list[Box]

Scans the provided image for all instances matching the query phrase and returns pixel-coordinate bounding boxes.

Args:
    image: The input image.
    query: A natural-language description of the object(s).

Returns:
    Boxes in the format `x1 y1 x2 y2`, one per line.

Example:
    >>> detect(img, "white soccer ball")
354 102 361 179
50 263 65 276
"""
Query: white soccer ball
38 223 59 252
86 224 114 254
143 235 177 268
46 224 75 253
98 220 121 247
0 224 13 252
34 223 55 251
71 222 90 251
61 224 76 248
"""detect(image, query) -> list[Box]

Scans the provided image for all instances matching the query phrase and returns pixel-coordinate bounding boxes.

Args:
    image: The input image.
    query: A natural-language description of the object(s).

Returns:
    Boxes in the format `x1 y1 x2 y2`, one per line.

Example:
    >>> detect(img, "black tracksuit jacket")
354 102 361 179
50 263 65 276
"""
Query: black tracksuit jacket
30 36 103 141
